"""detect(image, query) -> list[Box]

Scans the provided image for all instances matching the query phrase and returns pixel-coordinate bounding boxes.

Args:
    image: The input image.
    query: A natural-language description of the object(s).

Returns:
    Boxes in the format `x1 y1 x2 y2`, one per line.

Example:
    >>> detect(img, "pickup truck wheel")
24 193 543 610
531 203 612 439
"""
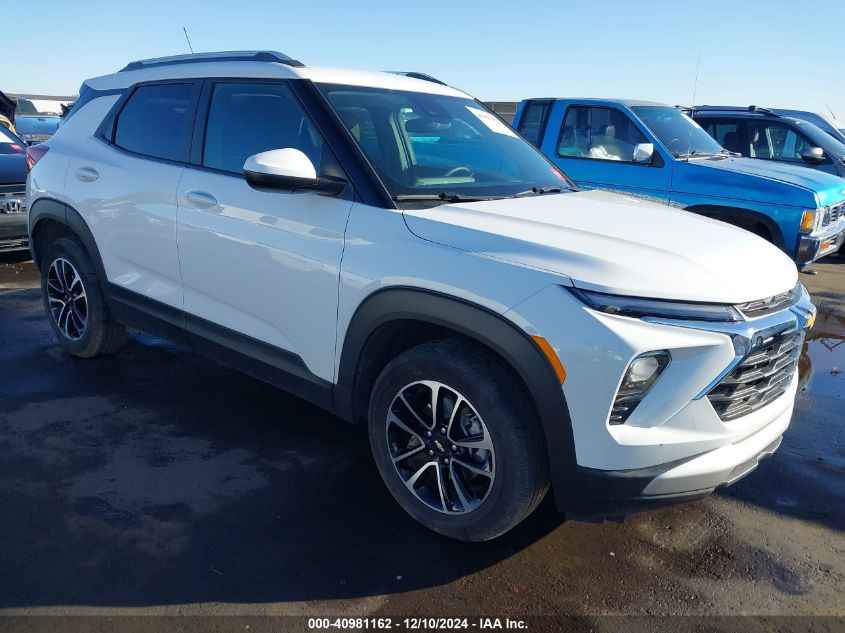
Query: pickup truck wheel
41 237 129 358
368 339 549 541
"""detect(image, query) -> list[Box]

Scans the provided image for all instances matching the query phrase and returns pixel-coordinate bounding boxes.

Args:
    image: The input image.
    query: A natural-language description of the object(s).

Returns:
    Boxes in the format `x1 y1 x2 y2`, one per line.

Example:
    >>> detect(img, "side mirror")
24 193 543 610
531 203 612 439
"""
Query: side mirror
801 147 826 163
632 143 654 163
243 148 346 195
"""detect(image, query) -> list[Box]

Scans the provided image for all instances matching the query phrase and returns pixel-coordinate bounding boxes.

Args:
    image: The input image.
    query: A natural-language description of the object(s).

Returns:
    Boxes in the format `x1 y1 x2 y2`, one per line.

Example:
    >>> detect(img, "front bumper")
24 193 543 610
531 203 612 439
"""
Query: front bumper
0 202 28 252
797 221 844 265
563 381 793 519
507 283 815 519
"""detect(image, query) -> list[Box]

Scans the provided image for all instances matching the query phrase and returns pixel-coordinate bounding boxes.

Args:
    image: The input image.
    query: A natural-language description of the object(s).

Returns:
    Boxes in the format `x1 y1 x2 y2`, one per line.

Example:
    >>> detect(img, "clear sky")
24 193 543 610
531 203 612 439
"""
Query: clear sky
5 0 843 119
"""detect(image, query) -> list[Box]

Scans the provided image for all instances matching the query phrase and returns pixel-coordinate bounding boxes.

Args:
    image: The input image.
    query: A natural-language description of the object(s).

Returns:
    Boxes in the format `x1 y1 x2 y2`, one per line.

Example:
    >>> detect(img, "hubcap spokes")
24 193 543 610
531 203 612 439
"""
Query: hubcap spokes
386 380 495 514
47 258 88 341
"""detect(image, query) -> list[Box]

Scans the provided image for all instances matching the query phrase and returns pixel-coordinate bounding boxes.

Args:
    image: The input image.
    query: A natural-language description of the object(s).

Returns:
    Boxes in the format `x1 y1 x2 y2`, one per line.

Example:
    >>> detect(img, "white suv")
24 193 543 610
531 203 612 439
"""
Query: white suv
27 51 815 541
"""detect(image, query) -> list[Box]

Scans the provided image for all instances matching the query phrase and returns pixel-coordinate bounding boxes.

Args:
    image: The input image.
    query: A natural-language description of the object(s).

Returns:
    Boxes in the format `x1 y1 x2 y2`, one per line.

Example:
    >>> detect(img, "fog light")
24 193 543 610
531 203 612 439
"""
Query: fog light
628 356 660 382
609 351 671 425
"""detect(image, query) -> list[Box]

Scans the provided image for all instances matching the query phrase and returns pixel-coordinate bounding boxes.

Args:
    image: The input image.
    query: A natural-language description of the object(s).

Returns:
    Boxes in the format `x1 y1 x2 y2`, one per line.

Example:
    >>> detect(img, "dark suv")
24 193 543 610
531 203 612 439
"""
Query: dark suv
0 124 28 253
691 106 845 179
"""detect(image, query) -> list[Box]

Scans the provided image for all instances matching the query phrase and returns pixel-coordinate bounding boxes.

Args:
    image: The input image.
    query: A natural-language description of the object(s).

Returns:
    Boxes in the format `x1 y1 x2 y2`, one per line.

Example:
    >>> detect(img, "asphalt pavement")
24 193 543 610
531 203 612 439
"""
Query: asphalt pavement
0 252 843 631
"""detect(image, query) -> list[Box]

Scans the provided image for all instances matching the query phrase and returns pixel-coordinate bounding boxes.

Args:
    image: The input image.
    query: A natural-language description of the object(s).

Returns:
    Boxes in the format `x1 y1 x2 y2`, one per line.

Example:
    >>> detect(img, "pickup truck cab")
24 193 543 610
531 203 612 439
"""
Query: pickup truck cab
514 98 845 267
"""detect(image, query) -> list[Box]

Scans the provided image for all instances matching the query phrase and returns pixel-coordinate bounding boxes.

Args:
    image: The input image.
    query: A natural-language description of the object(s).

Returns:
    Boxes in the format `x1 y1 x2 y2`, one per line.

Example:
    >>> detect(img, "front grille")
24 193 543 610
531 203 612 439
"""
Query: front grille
707 325 803 421
737 284 801 318
0 183 26 196
826 202 843 226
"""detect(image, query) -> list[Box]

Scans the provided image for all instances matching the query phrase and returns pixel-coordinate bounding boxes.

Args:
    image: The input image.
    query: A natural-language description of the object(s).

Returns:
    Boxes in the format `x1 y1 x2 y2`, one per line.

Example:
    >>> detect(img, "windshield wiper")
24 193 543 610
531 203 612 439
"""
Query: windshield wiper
677 150 725 159
515 186 565 197
393 192 506 203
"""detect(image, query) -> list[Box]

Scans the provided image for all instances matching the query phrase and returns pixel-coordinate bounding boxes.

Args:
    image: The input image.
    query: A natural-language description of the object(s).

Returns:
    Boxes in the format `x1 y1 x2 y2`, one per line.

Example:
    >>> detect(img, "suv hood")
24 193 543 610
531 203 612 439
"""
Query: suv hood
0 154 26 186
403 189 797 304
675 156 845 207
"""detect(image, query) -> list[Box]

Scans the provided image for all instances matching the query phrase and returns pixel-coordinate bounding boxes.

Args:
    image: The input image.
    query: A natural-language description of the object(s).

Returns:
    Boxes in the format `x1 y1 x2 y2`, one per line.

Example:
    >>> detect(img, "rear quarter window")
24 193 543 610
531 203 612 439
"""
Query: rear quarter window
516 100 552 146
113 83 196 162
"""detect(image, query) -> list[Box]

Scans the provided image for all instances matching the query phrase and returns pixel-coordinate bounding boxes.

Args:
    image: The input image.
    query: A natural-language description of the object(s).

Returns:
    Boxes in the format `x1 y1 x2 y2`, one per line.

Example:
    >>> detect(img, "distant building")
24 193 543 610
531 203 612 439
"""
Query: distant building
484 101 518 122
8 93 76 115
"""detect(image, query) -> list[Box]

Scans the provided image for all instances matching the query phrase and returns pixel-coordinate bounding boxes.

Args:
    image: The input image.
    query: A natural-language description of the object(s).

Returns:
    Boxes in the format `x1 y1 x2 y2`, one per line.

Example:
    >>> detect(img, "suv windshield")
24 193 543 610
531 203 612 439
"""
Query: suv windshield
633 106 725 158
318 84 572 201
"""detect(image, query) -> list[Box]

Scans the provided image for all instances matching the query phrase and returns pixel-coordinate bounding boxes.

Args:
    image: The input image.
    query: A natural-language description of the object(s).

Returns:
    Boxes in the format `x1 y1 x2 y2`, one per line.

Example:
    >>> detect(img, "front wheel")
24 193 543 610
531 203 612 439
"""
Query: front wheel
368 340 549 541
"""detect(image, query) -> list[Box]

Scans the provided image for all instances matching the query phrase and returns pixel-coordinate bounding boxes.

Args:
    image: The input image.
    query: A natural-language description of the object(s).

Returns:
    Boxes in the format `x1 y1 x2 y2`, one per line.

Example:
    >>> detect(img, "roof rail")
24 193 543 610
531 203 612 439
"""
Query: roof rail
694 104 779 116
119 50 304 73
386 71 447 86
748 105 776 116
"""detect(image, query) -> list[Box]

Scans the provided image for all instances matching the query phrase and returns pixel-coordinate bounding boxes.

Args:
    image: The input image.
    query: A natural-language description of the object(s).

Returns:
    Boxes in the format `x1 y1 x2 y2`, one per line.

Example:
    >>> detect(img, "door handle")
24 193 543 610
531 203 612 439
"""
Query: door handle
184 190 218 209
75 167 99 182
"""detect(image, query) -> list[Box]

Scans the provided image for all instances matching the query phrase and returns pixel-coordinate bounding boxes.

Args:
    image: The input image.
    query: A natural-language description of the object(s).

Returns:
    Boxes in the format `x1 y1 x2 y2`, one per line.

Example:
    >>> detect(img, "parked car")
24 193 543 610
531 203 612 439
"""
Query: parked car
15 114 61 145
0 90 16 135
690 106 845 178
0 124 29 252
28 51 814 541
514 98 845 268
0 114 16 135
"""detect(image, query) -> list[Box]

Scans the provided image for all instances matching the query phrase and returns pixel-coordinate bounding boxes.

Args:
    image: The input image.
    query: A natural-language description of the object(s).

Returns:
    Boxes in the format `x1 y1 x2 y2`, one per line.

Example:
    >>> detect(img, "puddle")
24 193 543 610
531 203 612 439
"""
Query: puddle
798 305 845 399
0 260 38 290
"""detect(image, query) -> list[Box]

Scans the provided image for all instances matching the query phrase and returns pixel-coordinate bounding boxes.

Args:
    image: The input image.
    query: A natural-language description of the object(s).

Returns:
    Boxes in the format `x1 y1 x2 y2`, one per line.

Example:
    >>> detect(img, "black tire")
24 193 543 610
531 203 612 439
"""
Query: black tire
40 237 129 358
368 339 549 541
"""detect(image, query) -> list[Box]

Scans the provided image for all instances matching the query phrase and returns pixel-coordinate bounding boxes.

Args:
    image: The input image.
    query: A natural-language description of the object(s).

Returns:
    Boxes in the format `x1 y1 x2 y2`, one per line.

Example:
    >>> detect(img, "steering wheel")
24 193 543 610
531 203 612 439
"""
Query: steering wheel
665 138 683 151
444 166 473 178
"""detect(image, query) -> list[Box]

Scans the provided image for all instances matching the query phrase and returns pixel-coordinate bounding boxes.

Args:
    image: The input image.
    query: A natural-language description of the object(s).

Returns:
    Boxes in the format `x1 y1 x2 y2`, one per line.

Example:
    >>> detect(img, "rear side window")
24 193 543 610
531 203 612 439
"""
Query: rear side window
516 100 551 146
698 118 741 152
114 83 196 161
202 82 324 174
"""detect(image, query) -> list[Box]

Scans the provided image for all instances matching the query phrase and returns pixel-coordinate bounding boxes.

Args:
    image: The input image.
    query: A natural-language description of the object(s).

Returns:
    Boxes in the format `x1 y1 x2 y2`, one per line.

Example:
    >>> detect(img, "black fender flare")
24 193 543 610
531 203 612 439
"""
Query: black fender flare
683 204 786 250
29 197 109 281
336 287 578 506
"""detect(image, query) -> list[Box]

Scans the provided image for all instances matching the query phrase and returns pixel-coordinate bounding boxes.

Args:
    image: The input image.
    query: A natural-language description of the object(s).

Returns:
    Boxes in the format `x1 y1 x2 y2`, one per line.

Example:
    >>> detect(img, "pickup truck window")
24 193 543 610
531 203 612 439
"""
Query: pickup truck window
319 84 570 200
516 100 552 146
557 106 648 162
633 106 724 158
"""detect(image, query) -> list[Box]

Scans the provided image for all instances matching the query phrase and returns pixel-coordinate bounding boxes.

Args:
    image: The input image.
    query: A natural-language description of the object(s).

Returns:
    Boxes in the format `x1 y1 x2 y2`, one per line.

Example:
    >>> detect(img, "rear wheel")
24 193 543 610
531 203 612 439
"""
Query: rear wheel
41 237 128 358
368 339 549 541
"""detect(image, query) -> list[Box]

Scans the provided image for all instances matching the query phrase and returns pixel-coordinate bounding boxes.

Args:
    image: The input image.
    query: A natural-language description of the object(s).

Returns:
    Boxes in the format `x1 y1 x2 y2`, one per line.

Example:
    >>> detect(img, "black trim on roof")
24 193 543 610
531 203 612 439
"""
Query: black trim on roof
119 51 304 72
693 105 779 117
386 71 447 85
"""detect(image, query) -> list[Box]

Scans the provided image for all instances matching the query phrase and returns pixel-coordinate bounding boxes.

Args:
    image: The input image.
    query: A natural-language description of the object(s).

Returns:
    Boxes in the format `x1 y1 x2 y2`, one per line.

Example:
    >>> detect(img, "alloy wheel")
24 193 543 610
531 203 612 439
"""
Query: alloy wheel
46 257 88 341
386 380 495 514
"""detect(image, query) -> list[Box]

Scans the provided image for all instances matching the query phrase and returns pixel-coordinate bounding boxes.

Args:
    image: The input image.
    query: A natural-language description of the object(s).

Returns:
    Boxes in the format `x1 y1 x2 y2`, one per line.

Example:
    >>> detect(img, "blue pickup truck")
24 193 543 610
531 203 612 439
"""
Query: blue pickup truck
513 98 845 267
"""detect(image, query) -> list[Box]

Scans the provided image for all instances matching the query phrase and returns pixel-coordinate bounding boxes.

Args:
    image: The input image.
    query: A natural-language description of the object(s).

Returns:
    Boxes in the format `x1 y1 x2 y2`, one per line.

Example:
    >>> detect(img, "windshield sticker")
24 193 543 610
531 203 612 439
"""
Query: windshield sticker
465 107 518 138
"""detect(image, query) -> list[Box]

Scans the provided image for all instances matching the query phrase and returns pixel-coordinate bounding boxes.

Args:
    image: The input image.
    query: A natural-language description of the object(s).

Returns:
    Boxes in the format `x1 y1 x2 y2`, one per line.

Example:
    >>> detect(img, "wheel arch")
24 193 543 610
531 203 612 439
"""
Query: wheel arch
29 198 108 280
683 204 786 249
336 287 578 505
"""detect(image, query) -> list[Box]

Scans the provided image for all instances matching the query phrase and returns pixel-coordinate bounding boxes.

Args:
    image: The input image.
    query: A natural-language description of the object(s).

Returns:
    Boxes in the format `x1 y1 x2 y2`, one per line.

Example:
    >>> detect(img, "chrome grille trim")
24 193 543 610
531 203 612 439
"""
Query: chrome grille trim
826 202 843 226
737 284 801 318
706 325 803 421
0 184 26 196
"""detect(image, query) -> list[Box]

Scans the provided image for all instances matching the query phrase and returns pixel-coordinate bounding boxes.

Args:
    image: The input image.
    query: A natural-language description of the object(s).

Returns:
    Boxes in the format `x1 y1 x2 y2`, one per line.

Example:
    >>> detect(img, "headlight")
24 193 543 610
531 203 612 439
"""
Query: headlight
568 287 742 322
800 208 826 234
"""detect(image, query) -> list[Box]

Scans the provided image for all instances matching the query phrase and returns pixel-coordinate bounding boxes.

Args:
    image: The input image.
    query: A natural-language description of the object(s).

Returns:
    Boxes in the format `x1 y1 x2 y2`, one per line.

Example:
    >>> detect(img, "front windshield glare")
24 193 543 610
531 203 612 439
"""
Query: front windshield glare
318 83 571 200
633 106 725 158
